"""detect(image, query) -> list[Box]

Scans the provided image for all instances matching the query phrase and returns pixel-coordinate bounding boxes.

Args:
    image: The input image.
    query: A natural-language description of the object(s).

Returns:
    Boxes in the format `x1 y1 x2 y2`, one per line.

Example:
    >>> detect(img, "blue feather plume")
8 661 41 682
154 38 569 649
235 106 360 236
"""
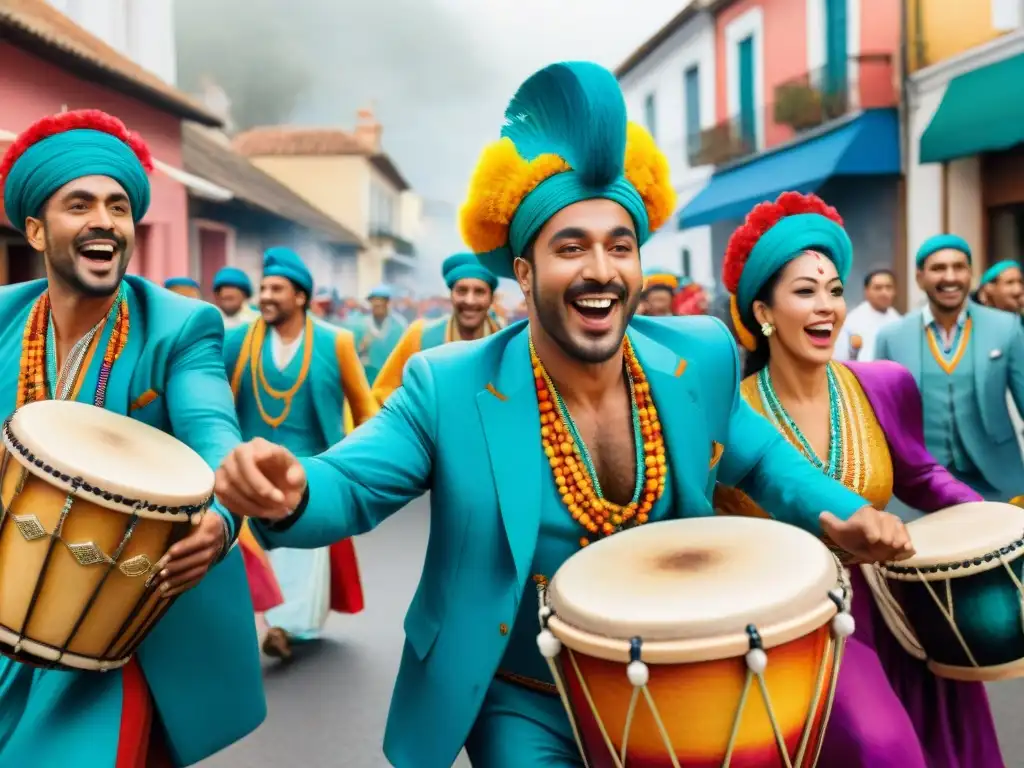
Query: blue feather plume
500 61 626 187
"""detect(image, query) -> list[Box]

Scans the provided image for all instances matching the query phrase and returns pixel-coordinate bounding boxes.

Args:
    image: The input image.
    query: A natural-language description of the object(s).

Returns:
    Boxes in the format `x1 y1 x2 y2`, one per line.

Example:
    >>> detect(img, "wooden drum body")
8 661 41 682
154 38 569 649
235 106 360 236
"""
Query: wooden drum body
864 502 1024 682
0 400 213 671
538 517 853 768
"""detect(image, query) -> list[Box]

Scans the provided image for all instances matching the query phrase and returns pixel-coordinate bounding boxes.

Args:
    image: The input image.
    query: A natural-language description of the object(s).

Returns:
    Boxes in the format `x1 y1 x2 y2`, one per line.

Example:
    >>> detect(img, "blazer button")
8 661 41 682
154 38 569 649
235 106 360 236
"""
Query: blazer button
499 623 509 636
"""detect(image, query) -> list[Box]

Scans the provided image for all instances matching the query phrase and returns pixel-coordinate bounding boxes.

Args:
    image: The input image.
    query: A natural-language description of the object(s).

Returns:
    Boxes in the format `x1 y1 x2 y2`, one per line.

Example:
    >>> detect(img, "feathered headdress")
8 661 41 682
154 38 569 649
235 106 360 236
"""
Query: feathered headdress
460 61 675 278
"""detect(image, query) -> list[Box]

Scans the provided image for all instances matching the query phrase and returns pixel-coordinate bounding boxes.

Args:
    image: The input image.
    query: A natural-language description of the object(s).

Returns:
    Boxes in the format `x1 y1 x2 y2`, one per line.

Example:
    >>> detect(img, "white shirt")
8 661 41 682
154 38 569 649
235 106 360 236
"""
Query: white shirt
834 301 901 361
270 328 303 370
220 304 259 331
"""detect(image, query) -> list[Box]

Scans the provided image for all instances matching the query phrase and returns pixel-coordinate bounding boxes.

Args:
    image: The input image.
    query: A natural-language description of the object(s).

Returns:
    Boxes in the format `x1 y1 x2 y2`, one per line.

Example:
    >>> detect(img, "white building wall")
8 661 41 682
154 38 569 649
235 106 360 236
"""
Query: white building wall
618 11 717 290
46 0 177 85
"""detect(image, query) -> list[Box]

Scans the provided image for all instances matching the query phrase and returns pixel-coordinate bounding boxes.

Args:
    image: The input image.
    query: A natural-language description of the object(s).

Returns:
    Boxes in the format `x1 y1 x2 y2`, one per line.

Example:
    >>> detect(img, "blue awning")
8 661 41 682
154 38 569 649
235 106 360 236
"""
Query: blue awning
678 109 900 230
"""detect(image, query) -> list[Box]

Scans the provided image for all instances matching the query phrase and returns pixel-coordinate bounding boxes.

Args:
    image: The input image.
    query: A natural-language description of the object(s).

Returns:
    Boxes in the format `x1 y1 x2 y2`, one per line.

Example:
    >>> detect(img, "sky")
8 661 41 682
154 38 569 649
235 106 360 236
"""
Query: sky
175 0 690 294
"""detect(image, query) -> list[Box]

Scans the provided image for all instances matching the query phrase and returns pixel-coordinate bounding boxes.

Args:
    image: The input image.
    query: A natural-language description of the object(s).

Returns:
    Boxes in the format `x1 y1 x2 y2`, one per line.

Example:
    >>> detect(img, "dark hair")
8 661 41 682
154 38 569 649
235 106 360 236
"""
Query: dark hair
863 267 895 289
740 269 785 379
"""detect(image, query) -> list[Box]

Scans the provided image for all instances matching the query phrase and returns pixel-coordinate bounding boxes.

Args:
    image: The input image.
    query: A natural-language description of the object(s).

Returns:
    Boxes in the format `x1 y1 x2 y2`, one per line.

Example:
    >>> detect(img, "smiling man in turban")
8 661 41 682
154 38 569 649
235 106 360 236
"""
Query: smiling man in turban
215 62 913 766
0 110 265 765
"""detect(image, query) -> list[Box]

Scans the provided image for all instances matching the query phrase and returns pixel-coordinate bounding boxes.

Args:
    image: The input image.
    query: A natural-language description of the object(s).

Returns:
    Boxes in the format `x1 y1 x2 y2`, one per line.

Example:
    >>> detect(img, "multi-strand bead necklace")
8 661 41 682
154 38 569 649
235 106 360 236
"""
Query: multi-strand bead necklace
530 334 666 548
756 362 843 479
17 286 129 408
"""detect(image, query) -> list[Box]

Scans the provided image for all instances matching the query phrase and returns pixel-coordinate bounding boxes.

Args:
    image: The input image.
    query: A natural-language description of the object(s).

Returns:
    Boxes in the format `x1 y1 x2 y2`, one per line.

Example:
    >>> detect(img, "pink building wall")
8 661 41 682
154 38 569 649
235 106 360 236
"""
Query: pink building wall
714 0 899 152
0 44 189 283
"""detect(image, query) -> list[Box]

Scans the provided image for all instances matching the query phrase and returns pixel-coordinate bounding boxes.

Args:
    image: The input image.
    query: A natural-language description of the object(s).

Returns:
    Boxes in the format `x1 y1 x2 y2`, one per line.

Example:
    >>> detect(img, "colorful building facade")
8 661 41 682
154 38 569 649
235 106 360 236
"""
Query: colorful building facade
906 2 1024 304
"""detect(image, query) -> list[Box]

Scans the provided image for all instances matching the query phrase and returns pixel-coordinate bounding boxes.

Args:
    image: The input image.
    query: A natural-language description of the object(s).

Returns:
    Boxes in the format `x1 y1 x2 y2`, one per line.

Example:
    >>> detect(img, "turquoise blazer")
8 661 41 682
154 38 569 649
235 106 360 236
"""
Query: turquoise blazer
224 317 377 446
0 276 266 765
875 303 1024 496
254 316 866 768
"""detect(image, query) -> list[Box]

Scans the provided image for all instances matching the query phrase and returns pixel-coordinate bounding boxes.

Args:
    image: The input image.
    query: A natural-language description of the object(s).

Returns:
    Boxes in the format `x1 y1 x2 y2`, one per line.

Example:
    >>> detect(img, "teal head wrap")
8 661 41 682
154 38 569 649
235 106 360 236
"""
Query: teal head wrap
980 259 1021 286
736 214 853 327
463 62 674 280
443 252 498 291
212 266 252 296
367 284 392 301
164 276 200 291
263 247 313 295
916 234 971 269
4 129 150 231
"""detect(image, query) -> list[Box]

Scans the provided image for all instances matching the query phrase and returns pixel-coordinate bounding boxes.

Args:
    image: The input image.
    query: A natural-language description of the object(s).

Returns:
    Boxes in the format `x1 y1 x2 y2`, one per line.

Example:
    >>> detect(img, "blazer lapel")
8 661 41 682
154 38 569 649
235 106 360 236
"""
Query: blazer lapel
476 330 543 592
628 329 711 517
97 283 144 416
970 311 995 431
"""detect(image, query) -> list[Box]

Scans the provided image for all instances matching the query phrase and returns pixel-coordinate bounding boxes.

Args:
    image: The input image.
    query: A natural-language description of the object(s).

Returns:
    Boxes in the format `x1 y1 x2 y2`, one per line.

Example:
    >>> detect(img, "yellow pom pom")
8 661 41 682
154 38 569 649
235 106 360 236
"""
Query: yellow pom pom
729 293 757 352
459 138 570 254
624 122 676 234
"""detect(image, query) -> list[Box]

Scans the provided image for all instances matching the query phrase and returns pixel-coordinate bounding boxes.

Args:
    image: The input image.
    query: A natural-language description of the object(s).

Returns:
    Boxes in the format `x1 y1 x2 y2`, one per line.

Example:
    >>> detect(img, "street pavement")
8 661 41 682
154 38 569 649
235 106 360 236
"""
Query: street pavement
202 494 1024 768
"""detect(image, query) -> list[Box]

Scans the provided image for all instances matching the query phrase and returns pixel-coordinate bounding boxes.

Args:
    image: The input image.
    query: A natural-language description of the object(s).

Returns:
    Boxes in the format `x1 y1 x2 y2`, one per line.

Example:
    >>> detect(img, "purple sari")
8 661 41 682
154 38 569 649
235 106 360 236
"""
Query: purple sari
820 361 1004 767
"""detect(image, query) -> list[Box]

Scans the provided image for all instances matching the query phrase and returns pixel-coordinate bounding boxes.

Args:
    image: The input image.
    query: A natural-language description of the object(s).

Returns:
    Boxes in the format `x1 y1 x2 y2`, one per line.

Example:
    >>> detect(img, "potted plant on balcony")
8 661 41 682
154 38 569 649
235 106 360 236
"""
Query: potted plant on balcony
774 82 822 131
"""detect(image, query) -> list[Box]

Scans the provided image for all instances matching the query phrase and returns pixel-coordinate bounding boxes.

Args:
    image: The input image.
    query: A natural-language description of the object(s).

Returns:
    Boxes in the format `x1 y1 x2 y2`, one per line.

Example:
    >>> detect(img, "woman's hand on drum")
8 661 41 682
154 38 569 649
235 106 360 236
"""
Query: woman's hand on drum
152 513 228 598
215 437 307 520
820 507 915 563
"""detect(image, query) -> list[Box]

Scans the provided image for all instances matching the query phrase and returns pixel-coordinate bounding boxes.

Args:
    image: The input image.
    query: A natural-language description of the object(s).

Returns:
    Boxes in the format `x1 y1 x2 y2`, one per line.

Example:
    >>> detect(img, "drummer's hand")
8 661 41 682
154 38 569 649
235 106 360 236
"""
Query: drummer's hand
215 437 307 521
153 513 226 598
820 506 915 563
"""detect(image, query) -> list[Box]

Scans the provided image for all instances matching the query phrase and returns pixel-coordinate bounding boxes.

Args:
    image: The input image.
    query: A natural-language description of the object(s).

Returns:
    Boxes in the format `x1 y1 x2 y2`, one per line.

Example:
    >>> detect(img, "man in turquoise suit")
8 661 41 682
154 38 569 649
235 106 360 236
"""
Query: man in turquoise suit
224 247 378 660
216 63 913 767
372 252 500 404
876 235 1024 501
212 265 259 330
356 283 407 384
0 110 264 765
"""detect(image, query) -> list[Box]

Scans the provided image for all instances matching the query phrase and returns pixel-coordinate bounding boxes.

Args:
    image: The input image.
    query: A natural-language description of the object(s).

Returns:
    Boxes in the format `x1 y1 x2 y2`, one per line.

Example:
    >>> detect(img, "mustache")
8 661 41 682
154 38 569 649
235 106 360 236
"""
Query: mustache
564 279 626 303
74 229 125 249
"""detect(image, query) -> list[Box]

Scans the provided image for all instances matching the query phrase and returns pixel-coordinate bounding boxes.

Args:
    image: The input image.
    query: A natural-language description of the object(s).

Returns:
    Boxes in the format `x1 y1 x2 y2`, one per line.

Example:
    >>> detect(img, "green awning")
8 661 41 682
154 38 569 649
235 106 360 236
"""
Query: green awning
920 52 1024 163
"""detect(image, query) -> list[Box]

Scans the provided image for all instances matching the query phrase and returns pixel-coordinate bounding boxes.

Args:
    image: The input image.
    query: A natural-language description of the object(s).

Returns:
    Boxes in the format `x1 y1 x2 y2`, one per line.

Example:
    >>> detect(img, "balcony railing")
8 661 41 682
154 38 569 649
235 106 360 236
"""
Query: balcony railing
689 53 895 167
370 227 416 257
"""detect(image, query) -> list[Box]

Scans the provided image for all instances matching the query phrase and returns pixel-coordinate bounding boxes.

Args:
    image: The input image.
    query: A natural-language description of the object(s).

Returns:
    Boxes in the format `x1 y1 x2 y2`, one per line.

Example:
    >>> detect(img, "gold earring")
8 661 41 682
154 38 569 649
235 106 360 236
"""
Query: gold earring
760 322 774 337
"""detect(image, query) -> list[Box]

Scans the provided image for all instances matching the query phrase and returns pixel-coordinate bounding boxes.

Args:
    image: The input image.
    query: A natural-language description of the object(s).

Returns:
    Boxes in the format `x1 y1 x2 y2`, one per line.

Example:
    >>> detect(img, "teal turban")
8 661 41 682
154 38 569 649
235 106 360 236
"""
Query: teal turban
4 129 150 231
466 62 672 280
443 252 498 291
980 260 1021 286
263 247 313 295
164 276 200 291
212 266 252 296
367 284 392 300
736 213 853 326
916 234 971 268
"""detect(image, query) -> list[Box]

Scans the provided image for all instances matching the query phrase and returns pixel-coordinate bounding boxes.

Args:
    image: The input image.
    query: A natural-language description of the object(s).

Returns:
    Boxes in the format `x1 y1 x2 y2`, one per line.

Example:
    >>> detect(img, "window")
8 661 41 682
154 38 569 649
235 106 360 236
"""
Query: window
644 93 657 140
680 248 692 278
737 36 756 150
683 66 701 163
369 182 396 235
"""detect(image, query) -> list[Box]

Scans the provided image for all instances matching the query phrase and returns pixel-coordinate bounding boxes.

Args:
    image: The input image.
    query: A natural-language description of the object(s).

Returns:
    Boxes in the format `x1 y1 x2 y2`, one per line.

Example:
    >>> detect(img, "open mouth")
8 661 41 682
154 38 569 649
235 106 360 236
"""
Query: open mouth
937 284 963 300
78 242 117 266
569 296 619 333
804 322 834 347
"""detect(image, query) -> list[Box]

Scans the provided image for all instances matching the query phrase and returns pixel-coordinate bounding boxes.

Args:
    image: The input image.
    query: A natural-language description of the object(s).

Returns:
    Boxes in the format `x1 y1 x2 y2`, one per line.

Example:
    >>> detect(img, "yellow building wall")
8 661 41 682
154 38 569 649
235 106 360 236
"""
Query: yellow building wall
908 0 1017 71
248 155 371 239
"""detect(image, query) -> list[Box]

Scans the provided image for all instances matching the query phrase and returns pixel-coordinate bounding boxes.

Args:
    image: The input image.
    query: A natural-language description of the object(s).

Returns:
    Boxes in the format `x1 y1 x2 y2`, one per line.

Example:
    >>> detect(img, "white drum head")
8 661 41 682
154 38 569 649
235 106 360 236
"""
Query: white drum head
4 400 214 520
888 502 1024 575
547 517 840 661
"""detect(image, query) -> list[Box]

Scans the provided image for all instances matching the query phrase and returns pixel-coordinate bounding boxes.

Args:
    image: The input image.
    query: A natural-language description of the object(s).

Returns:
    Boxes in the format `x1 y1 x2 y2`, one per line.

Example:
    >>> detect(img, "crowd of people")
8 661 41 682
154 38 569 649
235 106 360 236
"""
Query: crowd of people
0 58 1020 768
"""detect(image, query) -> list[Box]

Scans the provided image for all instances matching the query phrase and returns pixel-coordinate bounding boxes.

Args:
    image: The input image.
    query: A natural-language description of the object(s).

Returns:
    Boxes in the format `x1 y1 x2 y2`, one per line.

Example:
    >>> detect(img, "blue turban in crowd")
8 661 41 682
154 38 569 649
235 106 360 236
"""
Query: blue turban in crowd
263 247 313 295
2 111 151 232
212 266 252 297
367 284 392 300
164 276 200 291
916 234 972 269
980 259 1021 286
460 61 675 279
442 252 498 291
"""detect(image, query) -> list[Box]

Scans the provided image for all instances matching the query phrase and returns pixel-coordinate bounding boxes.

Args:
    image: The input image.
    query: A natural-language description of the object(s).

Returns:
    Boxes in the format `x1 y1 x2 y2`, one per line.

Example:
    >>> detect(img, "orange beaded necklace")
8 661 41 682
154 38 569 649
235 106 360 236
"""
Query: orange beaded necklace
529 333 666 548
